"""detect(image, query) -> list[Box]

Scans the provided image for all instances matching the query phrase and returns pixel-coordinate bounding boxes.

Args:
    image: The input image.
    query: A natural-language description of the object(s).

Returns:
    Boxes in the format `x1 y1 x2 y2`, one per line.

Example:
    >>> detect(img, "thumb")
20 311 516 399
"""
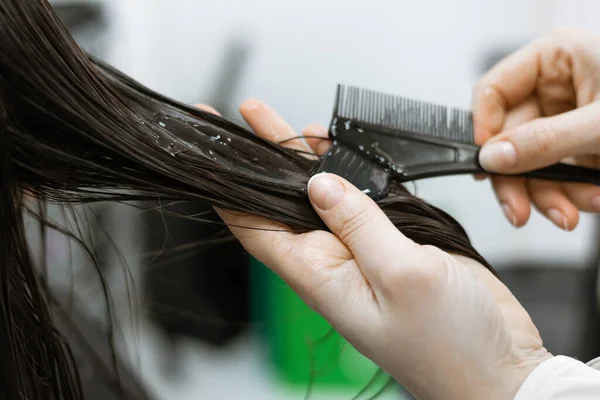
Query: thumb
307 173 422 271
478 102 600 174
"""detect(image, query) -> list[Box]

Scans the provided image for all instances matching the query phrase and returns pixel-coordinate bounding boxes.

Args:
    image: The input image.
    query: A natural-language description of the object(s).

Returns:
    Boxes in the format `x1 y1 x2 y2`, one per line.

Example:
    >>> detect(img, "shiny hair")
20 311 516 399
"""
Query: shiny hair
0 1 494 398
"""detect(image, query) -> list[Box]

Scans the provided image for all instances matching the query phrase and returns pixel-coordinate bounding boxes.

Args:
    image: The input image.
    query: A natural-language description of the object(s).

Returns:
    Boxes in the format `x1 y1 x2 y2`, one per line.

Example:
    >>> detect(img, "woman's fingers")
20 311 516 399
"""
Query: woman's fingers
216 208 365 314
303 124 330 155
239 99 310 153
562 182 600 213
472 36 547 144
208 102 376 317
193 104 285 252
490 176 530 227
224 101 379 318
194 104 221 116
527 180 579 230
307 173 432 292
479 104 600 174
487 97 540 227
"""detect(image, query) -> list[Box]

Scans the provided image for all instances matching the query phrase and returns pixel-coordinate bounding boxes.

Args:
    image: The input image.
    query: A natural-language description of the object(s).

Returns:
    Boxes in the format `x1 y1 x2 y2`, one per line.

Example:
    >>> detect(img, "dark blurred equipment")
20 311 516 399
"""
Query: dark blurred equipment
144 202 250 347
50 0 107 58
51 0 103 30
499 264 600 359
205 35 253 122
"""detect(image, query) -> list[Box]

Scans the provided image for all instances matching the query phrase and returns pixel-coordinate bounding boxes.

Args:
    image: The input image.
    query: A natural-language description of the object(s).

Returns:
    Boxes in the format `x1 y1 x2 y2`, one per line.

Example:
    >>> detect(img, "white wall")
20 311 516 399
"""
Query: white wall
102 0 600 268
91 1 600 398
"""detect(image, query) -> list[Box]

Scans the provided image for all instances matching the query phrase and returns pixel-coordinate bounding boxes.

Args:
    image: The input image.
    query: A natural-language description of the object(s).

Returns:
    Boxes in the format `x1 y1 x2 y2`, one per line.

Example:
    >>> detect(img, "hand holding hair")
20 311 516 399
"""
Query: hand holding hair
214 100 551 400
2 2 511 396
472 28 600 230
1 1 585 398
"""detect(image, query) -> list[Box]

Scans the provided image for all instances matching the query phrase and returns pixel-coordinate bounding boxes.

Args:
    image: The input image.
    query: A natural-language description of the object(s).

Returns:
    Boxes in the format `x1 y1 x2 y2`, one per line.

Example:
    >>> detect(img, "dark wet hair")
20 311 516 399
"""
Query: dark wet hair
0 1 494 398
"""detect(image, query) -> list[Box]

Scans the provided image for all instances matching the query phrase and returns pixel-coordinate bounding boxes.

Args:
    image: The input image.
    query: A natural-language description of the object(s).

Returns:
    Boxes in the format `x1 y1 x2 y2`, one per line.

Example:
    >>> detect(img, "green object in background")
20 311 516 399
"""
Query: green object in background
250 257 392 395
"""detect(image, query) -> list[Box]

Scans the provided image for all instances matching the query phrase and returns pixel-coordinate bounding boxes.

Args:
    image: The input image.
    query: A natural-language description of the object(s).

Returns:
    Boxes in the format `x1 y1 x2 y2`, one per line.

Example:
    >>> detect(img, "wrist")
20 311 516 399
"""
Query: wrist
488 349 554 400
390 350 553 400
440 348 553 400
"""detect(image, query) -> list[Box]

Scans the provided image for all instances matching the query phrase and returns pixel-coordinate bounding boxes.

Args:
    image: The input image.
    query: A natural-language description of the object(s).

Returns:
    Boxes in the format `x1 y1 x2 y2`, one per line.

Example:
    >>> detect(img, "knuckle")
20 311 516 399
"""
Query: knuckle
472 78 487 97
545 27 596 56
336 205 371 248
534 28 578 59
548 26 574 37
541 26 588 49
547 26 582 42
382 245 444 294
472 76 501 105
528 124 559 154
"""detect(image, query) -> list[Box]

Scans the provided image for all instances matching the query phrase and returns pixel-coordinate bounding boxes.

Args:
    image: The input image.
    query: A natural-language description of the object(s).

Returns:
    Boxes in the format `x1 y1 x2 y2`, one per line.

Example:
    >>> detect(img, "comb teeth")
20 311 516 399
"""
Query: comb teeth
335 85 475 144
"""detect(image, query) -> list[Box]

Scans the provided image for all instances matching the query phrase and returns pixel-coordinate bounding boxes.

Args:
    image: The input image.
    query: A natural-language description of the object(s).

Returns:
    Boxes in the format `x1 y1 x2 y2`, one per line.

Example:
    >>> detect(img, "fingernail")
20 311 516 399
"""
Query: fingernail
547 208 568 231
501 203 517 227
479 141 517 171
307 173 346 211
592 195 600 212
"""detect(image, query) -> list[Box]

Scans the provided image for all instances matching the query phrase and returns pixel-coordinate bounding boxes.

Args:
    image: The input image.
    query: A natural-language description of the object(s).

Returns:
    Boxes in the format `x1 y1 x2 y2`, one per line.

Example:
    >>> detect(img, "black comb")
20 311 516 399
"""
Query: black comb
314 84 600 200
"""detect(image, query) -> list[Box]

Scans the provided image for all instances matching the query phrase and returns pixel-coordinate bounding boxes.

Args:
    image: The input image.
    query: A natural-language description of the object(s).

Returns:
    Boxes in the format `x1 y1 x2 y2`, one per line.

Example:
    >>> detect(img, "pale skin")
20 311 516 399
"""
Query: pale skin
194 102 549 400
188 27 600 399
473 27 600 231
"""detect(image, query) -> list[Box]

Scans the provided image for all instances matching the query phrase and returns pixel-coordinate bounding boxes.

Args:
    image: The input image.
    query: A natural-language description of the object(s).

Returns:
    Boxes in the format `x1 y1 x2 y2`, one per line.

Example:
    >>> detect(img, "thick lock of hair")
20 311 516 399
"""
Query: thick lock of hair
0 1 495 399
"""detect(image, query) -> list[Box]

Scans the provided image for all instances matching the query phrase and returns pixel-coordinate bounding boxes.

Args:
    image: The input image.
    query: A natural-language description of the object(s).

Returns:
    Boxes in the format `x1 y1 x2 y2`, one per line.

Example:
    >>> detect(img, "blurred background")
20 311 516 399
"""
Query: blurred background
35 0 600 398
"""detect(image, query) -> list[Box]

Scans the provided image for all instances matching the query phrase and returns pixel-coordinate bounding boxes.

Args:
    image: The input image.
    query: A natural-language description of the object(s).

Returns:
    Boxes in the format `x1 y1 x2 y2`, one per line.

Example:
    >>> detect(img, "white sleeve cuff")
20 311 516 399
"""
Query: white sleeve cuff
514 355 600 400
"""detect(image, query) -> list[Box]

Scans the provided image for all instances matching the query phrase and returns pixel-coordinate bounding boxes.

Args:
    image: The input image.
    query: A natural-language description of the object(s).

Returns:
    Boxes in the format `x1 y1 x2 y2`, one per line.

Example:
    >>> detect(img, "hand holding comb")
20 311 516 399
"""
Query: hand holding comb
313 84 600 201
